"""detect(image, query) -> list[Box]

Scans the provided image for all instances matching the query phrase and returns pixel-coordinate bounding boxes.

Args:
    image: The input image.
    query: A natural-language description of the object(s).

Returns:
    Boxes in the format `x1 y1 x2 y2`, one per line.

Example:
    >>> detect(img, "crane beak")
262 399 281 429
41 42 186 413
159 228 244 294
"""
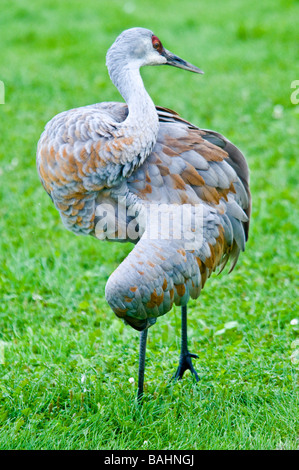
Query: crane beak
162 48 204 74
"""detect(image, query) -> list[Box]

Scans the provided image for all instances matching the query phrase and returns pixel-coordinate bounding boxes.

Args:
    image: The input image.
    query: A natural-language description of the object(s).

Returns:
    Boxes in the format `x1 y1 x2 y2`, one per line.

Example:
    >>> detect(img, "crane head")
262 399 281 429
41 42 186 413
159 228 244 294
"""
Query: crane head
106 27 204 75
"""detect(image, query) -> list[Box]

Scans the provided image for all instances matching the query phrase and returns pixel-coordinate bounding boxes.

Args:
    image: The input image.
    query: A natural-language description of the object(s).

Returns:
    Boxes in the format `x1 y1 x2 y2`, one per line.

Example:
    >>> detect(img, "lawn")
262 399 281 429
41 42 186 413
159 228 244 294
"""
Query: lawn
0 0 298 450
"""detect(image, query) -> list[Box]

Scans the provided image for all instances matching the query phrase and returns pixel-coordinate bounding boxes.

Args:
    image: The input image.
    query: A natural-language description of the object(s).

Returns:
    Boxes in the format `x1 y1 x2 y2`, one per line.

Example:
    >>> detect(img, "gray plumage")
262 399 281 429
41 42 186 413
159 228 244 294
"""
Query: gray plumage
36 28 251 397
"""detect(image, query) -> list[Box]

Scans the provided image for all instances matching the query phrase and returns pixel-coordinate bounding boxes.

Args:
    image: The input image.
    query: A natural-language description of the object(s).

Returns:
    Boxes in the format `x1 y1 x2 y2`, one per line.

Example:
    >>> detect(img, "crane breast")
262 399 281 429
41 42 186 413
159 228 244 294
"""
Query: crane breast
36 102 146 235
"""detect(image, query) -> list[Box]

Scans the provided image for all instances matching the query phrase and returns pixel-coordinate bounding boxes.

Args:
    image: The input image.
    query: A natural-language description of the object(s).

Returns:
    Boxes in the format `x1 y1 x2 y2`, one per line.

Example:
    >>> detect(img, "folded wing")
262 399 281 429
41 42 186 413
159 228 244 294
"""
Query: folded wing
106 107 251 329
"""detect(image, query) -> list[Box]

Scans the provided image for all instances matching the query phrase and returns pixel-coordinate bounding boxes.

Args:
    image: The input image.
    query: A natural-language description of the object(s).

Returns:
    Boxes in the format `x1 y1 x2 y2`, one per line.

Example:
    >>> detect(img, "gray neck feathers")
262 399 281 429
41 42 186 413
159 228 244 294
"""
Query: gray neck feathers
107 56 159 166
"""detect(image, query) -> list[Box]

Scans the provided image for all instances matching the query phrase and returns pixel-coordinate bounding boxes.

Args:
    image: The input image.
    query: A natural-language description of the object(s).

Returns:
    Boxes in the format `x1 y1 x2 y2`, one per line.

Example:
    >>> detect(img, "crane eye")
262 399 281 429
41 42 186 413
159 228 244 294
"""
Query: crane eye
151 35 162 53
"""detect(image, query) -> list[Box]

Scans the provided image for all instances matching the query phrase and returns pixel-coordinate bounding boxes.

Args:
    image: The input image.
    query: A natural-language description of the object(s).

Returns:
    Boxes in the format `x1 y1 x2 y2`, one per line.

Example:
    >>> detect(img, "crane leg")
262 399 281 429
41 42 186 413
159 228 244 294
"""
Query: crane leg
172 305 199 382
137 328 148 402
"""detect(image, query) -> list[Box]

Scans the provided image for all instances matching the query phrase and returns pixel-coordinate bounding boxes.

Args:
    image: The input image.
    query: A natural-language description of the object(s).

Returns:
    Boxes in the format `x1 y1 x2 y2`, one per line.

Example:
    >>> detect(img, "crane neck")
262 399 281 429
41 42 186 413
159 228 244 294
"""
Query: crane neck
108 62 159 170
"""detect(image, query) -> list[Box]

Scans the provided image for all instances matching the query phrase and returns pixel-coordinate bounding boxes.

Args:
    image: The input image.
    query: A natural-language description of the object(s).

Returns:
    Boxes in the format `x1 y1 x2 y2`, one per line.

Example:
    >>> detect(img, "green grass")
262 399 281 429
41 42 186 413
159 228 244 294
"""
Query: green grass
0 0 299 450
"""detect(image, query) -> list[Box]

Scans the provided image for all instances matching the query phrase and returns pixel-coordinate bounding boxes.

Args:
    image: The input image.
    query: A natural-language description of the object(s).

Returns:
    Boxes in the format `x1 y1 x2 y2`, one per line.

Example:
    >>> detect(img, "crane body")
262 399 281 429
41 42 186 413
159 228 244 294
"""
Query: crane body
37 28 251 400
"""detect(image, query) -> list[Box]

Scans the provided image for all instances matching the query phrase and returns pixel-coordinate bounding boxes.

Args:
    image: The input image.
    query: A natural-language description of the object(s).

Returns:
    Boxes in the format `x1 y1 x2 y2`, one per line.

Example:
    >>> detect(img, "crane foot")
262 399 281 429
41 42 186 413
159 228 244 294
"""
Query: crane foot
172 351 199 382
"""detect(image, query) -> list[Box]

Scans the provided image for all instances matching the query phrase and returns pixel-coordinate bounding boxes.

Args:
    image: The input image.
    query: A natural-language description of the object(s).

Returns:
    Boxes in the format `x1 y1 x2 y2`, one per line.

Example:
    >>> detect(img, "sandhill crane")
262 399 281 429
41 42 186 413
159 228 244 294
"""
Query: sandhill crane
37 27 251 401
